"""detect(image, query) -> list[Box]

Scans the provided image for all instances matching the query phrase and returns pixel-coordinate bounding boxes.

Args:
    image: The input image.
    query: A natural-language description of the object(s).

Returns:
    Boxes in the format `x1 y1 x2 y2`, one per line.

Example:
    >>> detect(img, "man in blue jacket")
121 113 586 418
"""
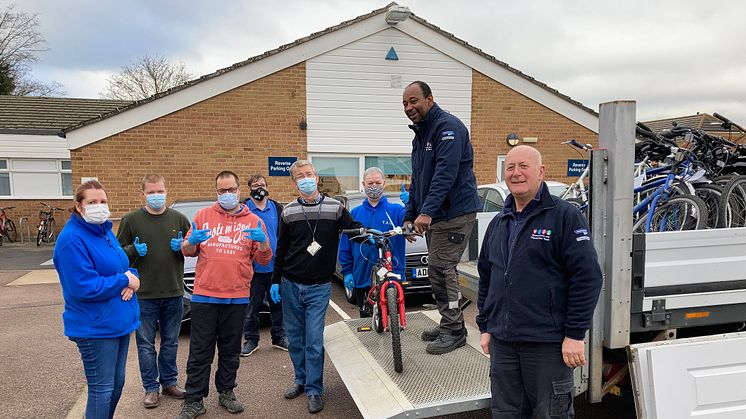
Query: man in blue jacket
476 146 602 418
339 167 406 318
402 80 482 354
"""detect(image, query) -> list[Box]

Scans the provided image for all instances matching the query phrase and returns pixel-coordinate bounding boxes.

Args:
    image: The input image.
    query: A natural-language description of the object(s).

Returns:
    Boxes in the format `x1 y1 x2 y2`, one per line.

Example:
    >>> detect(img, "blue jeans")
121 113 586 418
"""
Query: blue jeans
135 297 183 392
489 338 575 419
244 272 285 343
280 278 331 396
70 334 130 419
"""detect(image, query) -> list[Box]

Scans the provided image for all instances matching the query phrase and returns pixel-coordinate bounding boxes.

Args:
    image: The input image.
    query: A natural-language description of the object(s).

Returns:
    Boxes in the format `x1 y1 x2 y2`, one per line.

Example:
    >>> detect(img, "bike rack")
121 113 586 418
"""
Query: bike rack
18 217 31 244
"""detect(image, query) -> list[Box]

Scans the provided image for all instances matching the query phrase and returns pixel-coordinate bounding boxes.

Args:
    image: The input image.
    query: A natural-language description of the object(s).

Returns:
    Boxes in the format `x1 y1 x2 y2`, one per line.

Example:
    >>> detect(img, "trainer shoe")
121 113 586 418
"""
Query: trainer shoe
272 336 289 351
218 390 244 414
176 400 206 419
426 330 467 355
308 394 324 414
240 340 258 357
284 383 305 399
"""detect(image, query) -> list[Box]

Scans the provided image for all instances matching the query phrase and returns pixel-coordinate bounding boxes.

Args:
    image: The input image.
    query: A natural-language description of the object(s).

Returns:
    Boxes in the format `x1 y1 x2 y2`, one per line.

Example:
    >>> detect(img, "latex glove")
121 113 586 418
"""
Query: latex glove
188 221 212 245
243 220 267 243
344 274 354 289
133 237 147 257
400 182 409 204
270 284 281 303
170 231 183 252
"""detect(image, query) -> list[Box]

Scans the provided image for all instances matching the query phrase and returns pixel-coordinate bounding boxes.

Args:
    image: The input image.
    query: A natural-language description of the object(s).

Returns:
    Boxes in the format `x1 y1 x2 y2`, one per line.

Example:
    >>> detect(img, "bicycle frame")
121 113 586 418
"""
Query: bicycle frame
368 239 407 331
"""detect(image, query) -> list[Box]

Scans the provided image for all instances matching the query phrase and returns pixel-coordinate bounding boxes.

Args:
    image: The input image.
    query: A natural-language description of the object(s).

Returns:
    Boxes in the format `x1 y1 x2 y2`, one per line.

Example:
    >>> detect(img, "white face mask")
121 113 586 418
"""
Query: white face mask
82 203 110 225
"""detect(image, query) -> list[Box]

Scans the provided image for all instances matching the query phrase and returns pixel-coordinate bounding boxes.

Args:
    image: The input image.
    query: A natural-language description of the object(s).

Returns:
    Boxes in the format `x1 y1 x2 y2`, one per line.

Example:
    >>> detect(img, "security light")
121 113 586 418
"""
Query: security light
385 5 411 25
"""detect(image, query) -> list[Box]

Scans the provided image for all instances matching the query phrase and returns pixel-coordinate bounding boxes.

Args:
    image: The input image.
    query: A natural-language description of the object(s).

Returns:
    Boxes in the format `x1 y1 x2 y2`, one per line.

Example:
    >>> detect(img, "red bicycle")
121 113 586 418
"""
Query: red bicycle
0 206 17 246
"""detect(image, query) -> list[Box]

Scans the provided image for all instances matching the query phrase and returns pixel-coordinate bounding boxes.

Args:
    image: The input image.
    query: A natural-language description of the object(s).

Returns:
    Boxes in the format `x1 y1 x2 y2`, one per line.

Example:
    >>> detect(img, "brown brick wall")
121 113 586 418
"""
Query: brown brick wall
71 63 308 220
0 199 71 242
470 70 597 184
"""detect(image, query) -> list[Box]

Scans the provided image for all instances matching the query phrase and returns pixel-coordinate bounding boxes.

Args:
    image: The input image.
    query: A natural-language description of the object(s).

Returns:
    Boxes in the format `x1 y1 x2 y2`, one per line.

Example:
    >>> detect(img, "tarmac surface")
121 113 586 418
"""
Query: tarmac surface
0 242 636 418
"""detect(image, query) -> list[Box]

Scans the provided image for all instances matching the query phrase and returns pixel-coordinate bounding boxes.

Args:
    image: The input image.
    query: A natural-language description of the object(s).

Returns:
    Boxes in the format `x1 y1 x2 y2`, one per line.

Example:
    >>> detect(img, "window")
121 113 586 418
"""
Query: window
312 156 360 196
0 159 73 198
61 160 72 196
0 160 8 196
364 156 412 192
496 155 507 182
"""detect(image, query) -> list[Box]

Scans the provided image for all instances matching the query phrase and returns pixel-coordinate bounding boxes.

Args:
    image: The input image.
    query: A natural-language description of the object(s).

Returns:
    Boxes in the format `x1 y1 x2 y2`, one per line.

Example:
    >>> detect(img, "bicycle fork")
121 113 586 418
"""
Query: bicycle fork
378 279 407 331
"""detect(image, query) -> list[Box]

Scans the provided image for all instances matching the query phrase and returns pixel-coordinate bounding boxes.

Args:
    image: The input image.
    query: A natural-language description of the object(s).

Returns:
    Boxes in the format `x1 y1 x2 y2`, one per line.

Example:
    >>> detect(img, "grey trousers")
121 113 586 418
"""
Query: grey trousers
425 212 476 332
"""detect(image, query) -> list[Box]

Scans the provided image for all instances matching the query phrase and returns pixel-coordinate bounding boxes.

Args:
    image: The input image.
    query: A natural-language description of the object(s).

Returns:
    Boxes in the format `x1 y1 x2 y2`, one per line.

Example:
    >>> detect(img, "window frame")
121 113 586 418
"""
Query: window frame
309 154 412 194
0 158 74 199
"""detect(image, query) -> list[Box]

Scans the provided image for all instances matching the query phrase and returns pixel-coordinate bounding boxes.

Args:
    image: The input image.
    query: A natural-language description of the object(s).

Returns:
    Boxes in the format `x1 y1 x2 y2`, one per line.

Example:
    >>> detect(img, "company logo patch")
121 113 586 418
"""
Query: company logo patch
425 141 433 152
574 228 588 235
441 130 455 141
530 228 552 241
576 236 591 241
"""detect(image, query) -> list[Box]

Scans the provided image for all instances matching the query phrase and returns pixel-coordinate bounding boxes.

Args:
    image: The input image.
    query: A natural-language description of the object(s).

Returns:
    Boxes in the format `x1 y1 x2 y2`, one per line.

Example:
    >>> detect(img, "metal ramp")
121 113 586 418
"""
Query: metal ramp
324 310 491 419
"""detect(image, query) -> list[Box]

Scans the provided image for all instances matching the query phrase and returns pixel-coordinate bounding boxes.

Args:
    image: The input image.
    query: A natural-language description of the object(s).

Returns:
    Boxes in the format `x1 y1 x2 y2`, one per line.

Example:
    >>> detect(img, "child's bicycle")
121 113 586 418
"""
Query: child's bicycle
342 226 419 373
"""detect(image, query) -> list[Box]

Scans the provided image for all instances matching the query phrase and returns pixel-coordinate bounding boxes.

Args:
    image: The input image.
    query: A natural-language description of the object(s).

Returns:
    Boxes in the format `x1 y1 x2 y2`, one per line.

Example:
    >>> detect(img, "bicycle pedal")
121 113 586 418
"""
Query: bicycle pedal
357 326 372 332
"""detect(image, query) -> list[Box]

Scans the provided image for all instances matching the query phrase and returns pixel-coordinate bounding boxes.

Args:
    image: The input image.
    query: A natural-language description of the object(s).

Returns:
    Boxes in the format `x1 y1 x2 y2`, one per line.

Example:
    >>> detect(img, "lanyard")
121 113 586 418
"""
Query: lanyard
300 201 323 241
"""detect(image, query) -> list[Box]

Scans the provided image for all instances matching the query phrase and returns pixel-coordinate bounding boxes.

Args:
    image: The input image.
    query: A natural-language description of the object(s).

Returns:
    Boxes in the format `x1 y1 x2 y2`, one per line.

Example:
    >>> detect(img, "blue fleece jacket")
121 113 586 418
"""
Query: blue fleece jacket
404 103 481 224
54 214 140 338
338 196 406 288
476 183 602 342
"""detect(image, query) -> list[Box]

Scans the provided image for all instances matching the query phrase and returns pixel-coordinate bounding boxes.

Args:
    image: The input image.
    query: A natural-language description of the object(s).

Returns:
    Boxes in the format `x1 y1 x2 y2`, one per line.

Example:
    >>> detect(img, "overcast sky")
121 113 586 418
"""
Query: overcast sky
19 0 746 124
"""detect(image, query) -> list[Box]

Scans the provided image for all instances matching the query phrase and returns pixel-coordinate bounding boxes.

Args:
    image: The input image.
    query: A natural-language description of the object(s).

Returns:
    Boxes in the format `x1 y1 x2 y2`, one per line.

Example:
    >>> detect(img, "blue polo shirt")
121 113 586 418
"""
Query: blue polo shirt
246 199 278 273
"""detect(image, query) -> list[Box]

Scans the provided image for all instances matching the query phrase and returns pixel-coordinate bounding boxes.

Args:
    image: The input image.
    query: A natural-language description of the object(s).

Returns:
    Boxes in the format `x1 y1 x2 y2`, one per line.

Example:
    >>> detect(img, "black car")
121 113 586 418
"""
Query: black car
333 192 431 303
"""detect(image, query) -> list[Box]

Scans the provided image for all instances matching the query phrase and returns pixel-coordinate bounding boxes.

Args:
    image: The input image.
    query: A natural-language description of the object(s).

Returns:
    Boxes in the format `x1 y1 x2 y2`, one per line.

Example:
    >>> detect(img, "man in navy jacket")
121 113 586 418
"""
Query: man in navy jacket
476 145 602 418
402 80 481 355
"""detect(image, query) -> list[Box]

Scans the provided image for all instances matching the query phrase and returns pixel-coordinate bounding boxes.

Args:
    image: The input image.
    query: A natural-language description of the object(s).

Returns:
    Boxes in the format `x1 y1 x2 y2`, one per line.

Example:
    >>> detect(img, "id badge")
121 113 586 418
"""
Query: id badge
307 240 322 256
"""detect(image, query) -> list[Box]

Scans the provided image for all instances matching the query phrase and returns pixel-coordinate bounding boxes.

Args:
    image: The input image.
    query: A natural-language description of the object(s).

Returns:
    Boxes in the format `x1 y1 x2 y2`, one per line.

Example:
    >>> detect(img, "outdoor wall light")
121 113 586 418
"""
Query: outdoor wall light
299 113 307 130
385 5 411 25
506 132 520 146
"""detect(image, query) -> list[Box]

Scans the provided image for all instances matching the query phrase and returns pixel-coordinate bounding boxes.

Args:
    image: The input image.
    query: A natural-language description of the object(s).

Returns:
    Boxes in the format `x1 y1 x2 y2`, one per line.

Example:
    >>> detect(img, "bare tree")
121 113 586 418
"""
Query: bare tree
101 54 192 100
0 4 63 96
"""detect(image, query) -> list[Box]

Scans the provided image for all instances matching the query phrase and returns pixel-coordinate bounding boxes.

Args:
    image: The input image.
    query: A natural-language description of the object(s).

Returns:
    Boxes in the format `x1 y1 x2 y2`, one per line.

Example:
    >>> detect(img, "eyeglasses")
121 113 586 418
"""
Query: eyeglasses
216 187 238 195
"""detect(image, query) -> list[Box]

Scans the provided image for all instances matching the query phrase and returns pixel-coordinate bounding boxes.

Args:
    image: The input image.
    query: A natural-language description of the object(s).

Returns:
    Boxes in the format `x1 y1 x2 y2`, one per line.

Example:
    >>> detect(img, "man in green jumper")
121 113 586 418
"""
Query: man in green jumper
117 174 191 409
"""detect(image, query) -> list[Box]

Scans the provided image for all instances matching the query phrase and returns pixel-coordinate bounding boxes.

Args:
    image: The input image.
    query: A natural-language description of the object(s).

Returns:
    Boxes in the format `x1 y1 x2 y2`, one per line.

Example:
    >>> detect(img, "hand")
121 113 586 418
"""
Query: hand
403 221 417 243
562 336 586 368
270 284 281 303
125 270 140 292
188 221 212 245
243 220 267 243
121 287 134 301
413 214 432 234
133 237 147 257
344 274 354 289
480 332 491 355
170 231 183 252
400 182 409 204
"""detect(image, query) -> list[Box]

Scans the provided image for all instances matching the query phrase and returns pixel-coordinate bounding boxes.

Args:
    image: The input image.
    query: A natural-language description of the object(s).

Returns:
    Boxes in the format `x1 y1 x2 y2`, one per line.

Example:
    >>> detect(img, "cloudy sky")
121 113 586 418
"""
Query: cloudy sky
18 0 746 124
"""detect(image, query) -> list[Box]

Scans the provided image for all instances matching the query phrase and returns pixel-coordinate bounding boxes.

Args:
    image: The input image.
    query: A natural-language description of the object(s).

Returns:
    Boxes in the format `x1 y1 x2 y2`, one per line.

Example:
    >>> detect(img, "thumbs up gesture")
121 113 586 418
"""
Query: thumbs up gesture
170 231 184 252
243 220 267 243
400 182 410 204
187 221 212 245
133 236 148 257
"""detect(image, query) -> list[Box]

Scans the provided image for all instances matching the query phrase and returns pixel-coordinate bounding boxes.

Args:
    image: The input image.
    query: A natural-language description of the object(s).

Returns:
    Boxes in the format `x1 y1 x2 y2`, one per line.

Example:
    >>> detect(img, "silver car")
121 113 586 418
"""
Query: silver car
477 180 570 213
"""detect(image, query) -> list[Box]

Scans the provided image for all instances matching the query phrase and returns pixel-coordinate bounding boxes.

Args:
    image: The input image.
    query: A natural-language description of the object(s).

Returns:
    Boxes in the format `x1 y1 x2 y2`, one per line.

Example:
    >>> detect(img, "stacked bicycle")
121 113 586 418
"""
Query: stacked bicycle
37 202 64 246
342 226 419 373
0 206 17 246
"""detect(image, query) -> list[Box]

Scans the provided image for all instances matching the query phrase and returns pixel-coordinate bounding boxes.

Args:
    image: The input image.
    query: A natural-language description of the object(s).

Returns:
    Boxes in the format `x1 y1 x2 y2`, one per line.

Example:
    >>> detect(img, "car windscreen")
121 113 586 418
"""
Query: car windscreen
171 202 212 221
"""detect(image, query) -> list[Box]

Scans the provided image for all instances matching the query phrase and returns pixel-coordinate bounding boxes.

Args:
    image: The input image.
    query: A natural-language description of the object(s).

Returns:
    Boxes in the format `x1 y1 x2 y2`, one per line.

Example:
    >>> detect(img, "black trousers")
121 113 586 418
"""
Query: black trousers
353 286 372 318
185 302 246 402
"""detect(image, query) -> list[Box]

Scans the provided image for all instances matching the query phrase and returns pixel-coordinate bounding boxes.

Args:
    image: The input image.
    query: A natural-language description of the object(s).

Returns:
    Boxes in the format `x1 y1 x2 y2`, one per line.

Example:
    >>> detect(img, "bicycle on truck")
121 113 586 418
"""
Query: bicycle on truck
342 226 419 373
0 206 18 246
37 202 63 246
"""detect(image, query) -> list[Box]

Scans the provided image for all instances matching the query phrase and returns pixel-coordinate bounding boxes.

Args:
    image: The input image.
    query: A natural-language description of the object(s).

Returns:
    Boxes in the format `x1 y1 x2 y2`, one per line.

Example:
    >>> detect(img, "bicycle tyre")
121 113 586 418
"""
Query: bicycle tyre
565 197 588 220
4 219 17 242
718 176 746 228
47 218 57 243
633 194 708 233
386 286 403 374
37 222 46 246
0 231 3 247
693 184 723 229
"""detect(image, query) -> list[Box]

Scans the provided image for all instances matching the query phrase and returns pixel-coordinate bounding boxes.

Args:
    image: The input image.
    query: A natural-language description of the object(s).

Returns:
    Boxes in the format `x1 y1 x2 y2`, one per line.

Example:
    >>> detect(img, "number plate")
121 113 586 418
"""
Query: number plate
413 267 428 278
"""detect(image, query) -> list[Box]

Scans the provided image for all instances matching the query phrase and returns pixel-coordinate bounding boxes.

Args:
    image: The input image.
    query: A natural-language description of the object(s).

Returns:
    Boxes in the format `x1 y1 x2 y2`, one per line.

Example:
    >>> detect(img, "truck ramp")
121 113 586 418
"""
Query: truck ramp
325 310 490 419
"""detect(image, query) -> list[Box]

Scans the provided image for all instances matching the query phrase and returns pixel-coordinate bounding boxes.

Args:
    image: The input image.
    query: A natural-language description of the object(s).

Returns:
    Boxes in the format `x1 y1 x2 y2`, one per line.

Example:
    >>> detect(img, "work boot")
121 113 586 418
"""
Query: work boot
176 400 206 419
308 394 324 413
284 383 305 399
421 326 440 342
426 330 467 355
143 391 160 408
218 390 244 414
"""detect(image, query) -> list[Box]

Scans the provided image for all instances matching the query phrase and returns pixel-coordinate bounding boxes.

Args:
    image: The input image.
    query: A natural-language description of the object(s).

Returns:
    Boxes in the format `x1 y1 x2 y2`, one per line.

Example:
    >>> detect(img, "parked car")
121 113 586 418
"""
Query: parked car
333 192 430 303
476 180 569 213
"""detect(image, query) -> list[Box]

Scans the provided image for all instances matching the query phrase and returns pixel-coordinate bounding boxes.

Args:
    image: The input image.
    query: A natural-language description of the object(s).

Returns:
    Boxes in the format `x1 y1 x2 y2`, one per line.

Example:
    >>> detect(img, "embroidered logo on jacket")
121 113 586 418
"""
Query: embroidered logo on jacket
575 228 590 241
530 228 552 241
441 130 455 141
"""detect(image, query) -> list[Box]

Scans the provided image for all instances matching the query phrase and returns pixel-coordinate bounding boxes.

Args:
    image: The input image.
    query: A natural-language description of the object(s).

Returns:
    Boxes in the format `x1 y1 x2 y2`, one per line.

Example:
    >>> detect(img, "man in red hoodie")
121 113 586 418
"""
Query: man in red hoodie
177 171 272 419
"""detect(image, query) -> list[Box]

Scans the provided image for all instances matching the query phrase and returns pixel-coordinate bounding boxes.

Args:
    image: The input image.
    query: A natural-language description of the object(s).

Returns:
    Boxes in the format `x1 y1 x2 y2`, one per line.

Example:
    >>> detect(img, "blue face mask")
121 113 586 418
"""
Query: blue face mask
297 177 317 196
218 192 239 210
145 193 166 210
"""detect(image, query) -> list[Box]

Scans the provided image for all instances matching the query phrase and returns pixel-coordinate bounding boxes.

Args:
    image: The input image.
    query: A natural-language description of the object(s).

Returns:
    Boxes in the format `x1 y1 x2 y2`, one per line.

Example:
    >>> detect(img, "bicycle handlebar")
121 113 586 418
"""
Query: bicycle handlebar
39 202 64 211
714 112 746 135
342 226 419 239
0 206 15 210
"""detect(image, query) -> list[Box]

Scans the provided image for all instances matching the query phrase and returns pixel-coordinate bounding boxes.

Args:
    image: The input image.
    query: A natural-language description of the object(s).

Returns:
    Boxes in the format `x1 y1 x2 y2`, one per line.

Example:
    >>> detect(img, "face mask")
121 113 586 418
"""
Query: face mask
145 193 166 210
82 203 110 225
297 177 317 196
218 192 239 210
364 185 384 200
250 187 269 201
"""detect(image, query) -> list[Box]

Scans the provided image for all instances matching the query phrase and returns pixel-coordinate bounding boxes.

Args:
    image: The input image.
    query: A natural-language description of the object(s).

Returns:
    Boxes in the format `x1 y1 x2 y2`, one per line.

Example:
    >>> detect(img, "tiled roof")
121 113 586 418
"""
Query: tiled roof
643 113 730 133
0 95 130 134
64 2 595 132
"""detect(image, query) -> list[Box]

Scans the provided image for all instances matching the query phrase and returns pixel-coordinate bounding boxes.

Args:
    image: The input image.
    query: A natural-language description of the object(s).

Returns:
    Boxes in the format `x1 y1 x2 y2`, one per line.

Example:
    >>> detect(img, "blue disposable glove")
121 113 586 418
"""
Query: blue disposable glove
170 231 183 252
133 236 147 257
400 182 409 204
344 274 354 289
187 221 212 245
270 284 281 303
243 220 267 243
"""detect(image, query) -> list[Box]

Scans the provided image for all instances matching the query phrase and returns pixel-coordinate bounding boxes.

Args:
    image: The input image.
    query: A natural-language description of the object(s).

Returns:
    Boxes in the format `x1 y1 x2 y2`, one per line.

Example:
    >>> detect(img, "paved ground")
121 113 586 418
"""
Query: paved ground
0 243 636 418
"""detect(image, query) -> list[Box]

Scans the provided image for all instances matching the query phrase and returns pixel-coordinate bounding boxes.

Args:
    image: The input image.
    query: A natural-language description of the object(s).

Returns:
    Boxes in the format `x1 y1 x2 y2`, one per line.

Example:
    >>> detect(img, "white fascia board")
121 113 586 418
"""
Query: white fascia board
395 21 599 133
0 133 71 158
66 17 392 150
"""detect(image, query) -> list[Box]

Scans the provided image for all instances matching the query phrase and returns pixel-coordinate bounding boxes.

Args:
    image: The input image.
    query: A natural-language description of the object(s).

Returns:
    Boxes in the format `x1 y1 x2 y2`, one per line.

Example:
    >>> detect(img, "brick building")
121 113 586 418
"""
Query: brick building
61 4 599 221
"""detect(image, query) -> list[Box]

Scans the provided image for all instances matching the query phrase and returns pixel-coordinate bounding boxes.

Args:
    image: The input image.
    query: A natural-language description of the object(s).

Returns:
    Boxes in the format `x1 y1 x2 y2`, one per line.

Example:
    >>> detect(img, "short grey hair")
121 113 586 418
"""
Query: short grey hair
289 159 315 178
363 167 384 180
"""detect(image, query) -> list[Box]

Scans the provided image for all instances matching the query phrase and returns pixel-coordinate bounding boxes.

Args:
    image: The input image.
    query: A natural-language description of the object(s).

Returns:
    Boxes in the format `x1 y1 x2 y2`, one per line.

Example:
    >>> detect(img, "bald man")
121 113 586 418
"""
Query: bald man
476 146 602 419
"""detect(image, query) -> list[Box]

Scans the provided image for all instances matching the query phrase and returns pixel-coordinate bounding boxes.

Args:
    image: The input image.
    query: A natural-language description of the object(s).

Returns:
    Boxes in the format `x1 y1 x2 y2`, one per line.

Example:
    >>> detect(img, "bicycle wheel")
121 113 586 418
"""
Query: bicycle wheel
718 176 746 228
694 184 723 229
633 194 708 233
386 286 403 374
37 222 46 246
47 218 57 243
4 219 17 242
565 197 588 220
